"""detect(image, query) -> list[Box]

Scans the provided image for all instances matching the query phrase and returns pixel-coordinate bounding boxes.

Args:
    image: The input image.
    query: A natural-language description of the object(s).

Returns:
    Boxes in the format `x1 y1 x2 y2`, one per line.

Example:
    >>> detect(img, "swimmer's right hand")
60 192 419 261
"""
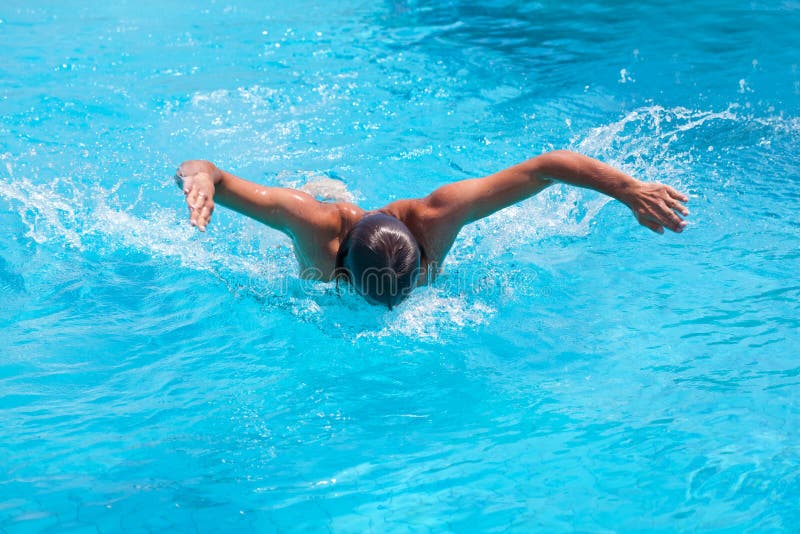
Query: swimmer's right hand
175 160 218 232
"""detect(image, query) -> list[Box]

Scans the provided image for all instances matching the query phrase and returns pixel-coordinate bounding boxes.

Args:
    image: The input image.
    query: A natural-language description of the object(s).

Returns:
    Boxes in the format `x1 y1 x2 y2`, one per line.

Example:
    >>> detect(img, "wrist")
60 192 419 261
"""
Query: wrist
614 176 641 206
178 160 221 184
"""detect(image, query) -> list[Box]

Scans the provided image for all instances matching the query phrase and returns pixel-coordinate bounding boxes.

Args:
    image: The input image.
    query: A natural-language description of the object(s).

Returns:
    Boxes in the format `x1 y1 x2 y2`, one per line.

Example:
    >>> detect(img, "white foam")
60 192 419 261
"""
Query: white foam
299 176 354 202
4 103 797 340
0 172 83 249
0 166 289 293
353 288 496 341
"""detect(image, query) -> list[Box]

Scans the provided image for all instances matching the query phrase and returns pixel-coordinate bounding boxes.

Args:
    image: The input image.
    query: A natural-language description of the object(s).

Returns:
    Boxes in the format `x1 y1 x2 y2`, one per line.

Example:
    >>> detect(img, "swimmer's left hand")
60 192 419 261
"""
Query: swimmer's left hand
622 181 689 234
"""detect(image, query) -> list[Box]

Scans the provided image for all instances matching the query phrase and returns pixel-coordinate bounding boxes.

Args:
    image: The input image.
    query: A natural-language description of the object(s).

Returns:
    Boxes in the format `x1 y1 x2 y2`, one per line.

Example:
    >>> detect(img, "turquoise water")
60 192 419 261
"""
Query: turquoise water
2 0 799 531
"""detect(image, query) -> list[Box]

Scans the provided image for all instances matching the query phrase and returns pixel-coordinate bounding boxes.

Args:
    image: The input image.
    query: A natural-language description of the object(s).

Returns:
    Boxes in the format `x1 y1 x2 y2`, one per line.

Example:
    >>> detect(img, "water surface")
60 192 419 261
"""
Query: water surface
1 0 799 531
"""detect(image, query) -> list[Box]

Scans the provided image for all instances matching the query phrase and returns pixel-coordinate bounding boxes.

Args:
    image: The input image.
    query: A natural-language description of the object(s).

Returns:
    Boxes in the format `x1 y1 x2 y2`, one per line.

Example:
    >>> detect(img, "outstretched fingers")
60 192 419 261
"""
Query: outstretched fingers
666 196 689 216
178 170 216 232
185 184 199 227
638 215 664 234
187 196 214 231
195 203 214 231
631 182 690 235
186 185 200 209
659 201 686 232
667 186 689 203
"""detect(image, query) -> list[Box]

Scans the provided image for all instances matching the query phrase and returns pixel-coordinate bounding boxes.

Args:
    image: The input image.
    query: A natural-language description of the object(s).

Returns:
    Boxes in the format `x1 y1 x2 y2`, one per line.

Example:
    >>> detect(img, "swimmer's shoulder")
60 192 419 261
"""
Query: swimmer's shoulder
378 198 443 256
378 198 428 227
380 196 459 230
330 201 367 239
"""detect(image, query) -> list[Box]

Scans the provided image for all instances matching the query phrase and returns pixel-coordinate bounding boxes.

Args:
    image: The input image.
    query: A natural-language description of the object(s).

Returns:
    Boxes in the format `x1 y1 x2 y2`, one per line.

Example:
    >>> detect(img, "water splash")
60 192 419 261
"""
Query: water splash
0 162 84 250
2 104 798 340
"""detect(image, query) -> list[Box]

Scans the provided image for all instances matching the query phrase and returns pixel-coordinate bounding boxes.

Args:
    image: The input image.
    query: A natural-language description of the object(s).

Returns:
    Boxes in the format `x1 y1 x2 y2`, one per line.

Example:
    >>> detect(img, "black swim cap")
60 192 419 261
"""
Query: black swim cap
335 213 421 309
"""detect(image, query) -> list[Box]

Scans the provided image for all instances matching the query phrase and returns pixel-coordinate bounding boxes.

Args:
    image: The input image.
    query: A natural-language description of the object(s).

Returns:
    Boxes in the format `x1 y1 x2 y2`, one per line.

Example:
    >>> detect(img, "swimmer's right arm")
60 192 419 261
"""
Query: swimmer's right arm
174 160 340 236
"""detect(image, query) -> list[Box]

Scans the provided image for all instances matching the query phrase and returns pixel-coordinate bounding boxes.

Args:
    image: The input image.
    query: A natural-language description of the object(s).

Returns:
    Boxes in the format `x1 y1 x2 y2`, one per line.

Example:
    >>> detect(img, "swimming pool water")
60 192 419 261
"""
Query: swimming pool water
2 0 799 531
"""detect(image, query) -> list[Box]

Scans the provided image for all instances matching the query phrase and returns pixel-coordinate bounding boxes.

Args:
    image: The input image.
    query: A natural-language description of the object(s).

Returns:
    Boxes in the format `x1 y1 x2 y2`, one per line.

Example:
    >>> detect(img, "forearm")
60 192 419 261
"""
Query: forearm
530 150 638 203
214 170 298 231
530 150 689 233
175 159 337 236
177 159 284 228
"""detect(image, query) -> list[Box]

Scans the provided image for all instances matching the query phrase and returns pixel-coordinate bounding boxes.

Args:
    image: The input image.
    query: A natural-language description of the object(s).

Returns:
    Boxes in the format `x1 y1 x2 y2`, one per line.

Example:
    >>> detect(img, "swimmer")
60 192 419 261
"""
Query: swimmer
174 152 689 308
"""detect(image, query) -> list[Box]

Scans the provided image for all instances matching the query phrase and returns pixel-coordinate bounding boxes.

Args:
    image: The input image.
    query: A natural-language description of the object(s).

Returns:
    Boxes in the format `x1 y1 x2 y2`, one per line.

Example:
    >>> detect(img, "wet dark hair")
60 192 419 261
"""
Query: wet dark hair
335 213 421 309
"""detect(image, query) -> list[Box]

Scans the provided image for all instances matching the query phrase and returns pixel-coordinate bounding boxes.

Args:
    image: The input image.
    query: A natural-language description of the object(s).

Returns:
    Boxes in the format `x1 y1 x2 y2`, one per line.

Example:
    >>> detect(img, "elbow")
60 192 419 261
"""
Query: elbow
534 150 578 167
529 150 581 180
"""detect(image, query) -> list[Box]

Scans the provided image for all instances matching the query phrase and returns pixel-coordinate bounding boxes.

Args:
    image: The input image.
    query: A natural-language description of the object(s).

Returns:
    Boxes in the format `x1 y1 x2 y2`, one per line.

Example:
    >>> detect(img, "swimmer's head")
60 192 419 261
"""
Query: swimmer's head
335 213 421 309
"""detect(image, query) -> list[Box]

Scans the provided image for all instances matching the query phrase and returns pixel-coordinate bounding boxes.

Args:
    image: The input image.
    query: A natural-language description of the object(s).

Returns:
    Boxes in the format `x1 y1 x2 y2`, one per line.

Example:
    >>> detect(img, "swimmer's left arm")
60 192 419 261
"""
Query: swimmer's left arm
422 150 689 235
532 151 689 234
